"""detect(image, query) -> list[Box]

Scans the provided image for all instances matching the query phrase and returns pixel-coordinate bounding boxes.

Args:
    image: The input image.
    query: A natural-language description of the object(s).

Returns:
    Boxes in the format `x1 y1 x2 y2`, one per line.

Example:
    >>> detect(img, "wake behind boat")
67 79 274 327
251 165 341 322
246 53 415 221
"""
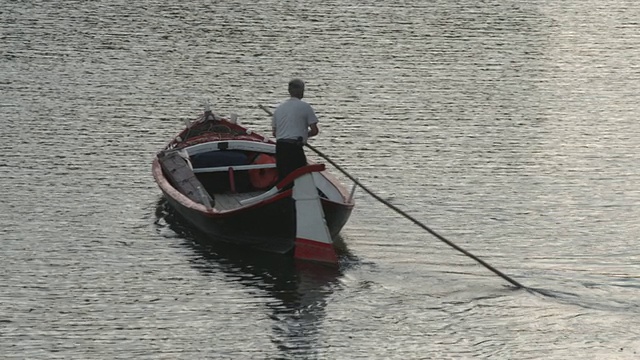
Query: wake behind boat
151 105 355 264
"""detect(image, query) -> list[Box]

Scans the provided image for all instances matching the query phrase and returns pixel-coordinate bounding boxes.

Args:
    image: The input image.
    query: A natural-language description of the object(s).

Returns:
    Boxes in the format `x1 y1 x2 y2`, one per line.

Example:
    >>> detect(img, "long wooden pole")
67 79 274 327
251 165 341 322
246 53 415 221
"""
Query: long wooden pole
259 105 528 289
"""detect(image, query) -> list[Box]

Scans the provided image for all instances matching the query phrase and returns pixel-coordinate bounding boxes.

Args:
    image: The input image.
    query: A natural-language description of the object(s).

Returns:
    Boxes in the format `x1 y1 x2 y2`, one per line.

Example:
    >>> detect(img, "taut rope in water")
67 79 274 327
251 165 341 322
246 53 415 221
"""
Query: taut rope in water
259 104 528 289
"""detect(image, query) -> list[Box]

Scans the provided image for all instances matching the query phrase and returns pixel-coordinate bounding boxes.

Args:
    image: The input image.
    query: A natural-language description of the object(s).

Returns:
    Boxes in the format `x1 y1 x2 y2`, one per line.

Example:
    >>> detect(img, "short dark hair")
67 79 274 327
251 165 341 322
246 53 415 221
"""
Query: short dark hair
288 79 305 91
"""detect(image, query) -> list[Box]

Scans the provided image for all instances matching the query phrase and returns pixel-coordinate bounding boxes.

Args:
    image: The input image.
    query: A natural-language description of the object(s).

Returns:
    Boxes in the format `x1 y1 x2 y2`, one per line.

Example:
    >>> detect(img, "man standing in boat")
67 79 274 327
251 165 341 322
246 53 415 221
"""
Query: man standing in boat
272 79 319 182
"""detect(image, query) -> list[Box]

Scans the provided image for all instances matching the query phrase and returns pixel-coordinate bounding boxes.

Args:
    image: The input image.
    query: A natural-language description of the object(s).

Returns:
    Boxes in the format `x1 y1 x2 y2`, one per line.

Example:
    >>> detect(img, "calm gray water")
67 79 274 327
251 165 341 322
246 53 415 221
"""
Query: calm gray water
2 1 640 359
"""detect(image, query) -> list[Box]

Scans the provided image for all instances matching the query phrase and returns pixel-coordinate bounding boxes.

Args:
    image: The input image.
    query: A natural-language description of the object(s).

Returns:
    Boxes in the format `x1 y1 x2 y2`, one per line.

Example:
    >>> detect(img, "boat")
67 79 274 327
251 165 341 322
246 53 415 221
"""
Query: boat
151 105 355 265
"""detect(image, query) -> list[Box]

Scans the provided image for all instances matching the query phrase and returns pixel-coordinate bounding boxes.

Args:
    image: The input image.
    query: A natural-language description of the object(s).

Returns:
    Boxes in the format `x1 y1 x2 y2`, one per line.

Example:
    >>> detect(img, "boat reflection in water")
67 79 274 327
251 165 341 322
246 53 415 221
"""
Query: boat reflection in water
154 198 350 357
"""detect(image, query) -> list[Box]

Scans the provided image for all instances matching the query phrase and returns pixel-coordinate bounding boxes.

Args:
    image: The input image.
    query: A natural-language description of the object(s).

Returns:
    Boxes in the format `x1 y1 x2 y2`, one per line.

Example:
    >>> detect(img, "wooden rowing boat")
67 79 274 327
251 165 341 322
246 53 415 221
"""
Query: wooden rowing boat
151 106 355 264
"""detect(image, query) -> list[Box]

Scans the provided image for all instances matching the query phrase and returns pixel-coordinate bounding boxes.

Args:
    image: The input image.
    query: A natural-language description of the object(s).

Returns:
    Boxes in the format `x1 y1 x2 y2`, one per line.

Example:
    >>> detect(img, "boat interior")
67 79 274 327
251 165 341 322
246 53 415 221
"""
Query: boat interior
158 140 349 212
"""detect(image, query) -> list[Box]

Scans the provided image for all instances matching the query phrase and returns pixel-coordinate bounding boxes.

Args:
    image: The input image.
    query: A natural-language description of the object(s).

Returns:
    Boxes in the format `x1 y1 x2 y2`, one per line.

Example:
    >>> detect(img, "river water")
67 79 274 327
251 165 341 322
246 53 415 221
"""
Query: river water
2 1 640 359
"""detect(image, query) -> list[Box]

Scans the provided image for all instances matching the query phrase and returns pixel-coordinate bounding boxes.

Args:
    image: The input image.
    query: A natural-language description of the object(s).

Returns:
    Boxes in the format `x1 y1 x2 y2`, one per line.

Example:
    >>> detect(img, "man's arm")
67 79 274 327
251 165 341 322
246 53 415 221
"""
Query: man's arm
306 104 319 139
308 123 319 138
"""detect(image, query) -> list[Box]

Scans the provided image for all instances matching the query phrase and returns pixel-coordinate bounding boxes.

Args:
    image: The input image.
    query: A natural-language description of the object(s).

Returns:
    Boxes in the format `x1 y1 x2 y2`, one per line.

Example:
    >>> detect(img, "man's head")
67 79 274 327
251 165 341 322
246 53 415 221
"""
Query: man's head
288 79 305 99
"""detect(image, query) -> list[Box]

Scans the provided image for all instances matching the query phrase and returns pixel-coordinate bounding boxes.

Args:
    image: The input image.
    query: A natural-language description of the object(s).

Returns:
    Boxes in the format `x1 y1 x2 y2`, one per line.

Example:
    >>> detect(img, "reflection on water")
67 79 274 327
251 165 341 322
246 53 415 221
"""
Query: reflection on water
154 198 345 357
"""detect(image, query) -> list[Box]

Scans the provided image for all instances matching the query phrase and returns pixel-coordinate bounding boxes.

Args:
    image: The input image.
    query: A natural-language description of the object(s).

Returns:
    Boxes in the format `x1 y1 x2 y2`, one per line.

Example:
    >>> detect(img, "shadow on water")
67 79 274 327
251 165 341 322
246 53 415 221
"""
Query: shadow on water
153 197 350 357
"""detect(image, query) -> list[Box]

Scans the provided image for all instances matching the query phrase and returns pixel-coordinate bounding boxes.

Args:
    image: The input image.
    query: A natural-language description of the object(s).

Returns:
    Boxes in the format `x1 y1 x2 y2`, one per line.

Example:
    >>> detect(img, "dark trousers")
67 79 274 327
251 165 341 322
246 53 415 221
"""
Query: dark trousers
276 140 307 183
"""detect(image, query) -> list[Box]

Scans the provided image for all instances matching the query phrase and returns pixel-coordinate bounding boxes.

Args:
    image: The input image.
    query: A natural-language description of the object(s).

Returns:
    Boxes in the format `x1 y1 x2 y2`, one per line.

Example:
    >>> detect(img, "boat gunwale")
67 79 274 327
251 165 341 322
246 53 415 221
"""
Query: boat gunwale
153 117 355 217
154 157 353 217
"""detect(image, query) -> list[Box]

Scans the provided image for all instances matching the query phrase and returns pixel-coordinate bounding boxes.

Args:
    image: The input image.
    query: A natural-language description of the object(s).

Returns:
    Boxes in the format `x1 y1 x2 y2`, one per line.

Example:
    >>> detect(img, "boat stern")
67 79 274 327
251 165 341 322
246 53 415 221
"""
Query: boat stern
290 166 339 265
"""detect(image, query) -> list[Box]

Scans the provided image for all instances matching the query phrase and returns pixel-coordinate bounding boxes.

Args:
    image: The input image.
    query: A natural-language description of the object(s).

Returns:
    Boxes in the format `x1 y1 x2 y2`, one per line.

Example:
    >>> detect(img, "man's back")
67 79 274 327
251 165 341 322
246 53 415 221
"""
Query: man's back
272 98 318 142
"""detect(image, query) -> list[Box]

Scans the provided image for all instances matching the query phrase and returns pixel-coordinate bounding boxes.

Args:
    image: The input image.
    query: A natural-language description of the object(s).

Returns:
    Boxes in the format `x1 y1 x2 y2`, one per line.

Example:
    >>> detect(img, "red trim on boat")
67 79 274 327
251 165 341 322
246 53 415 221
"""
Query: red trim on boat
294 238 338 264
276 164 326 190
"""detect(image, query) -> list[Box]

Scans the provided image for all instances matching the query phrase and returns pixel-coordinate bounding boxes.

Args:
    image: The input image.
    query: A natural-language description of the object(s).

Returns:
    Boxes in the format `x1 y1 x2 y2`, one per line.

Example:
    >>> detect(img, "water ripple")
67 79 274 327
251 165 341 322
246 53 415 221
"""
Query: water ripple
2 0 640 358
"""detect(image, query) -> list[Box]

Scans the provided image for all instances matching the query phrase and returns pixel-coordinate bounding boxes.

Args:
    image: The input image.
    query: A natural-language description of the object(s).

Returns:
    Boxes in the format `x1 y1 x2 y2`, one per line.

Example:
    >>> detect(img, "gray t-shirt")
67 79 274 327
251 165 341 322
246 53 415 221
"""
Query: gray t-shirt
272 97 318 143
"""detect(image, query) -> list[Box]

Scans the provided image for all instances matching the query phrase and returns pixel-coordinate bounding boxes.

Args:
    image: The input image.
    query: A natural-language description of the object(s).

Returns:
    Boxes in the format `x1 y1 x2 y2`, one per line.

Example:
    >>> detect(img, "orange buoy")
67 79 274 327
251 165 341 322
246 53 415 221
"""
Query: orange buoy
249 154 278 190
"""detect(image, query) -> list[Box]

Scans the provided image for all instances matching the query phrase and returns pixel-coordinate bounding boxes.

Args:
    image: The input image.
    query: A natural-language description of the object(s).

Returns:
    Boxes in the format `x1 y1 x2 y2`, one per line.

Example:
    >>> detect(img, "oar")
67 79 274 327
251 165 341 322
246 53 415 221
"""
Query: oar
258 105 528 289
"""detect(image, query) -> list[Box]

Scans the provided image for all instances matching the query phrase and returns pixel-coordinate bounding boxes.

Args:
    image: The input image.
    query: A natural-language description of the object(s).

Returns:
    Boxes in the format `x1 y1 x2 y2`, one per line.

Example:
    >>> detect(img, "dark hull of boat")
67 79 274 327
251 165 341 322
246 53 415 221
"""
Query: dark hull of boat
153 113 355 260
161 189 353 254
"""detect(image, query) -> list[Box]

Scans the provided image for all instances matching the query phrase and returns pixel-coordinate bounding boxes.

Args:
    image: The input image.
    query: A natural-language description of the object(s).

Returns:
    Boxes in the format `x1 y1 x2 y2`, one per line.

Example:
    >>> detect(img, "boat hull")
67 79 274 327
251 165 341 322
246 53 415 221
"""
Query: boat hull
161 188 353 254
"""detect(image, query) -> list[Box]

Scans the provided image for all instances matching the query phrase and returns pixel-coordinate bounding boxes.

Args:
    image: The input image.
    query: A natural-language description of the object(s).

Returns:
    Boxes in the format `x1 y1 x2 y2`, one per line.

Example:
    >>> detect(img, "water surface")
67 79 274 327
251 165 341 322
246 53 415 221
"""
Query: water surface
2 1 640 358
